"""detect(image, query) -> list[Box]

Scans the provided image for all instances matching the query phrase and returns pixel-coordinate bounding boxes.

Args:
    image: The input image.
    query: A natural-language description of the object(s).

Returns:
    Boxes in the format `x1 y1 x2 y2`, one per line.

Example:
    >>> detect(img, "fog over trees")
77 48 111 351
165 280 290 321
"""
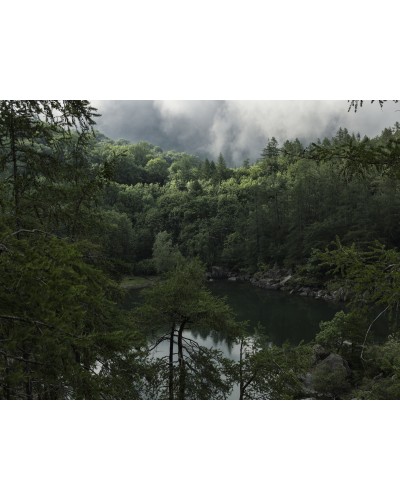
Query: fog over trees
93 100 400 165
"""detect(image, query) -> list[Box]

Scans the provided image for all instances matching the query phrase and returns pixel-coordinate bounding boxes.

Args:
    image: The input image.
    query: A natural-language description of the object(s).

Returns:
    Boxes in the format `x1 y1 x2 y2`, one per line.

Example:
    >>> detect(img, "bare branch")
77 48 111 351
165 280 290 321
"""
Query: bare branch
0 350 46 366
361 305 390 361
147 334 170 353
0 315 55 329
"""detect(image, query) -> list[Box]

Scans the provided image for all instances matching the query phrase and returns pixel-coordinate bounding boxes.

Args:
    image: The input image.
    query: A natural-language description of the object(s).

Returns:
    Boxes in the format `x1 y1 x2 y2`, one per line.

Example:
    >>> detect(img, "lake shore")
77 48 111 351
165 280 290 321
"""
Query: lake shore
206 266 348 303
120 275 160 289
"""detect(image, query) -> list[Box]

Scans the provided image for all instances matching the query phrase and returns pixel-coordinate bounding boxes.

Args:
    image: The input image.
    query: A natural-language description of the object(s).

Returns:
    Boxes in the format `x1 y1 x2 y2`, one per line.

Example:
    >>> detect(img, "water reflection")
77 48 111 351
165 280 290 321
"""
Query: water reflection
208 281 342 346
190 328 238 355
123 282 347 399
148 329 240 361
123 281 343 354
147 328 242 399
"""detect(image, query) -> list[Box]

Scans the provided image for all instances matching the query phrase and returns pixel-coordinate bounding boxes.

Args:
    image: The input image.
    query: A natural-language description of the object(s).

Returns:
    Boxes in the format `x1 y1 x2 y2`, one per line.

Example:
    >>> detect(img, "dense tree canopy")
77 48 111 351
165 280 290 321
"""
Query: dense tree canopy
2 99 400 399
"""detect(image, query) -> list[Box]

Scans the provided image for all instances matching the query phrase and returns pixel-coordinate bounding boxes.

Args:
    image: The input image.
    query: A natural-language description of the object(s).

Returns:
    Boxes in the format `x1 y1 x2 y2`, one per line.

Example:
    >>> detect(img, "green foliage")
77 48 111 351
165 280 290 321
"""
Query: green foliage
133 259 244 399
352 338 400 399
138 259 241 334
234 328 313 400
311 357 351 399
316 311 366 354
316 238 400 398
316 311 348 352
348 100 399 112
291 249 327 287
152 231 183 274
261 137 280 159
92 122 400 274
0 100 146 399
318 239 400 319
0 101 99 233
4 99 400 399
0 231 138 399
96 210 135 266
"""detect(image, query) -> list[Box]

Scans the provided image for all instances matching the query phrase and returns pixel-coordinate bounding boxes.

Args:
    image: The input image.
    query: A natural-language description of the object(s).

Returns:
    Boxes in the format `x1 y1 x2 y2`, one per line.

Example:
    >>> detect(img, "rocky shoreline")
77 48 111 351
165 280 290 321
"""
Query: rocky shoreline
206 265 352 398
206 266 348 303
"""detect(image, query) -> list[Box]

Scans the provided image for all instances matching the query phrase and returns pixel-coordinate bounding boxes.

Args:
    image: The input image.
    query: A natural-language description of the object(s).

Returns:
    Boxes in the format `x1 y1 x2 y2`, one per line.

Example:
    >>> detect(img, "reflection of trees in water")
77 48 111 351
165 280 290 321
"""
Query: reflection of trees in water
135 283 343 350
208 282 342 346
190 328 236 354
190 328 209 341
146 326 238 356
143 323 237 400
145 327 236 356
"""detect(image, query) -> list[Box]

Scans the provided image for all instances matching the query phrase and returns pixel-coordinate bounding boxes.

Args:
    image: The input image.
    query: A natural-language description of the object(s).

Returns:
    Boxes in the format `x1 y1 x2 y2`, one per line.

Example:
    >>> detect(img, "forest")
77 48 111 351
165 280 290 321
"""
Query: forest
1 99 400 399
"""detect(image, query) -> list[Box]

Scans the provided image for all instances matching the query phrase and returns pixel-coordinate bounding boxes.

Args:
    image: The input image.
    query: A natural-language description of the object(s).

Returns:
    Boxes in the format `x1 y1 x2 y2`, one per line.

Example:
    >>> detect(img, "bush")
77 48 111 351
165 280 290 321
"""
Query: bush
134 259 157 276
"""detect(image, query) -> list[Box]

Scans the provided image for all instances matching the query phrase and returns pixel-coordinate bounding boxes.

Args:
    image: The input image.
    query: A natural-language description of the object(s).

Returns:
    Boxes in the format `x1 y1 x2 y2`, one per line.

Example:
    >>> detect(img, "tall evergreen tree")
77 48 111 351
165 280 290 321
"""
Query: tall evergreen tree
0 100 98 231
134 259 243 399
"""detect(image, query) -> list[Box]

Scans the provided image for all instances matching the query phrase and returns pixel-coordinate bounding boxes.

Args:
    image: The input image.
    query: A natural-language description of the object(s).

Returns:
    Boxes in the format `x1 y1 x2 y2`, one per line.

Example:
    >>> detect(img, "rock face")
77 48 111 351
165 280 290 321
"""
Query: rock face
280 275 292 286
312 344 330 364
316 353 351 376
310 353 352 398
210 266 228 279
208 265 348 303
249 273 346 303
249 267 294 291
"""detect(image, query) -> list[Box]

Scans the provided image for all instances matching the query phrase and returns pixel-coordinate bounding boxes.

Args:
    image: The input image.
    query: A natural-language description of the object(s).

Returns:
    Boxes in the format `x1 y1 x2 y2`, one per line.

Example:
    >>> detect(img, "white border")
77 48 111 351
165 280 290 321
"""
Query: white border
1 1 399 498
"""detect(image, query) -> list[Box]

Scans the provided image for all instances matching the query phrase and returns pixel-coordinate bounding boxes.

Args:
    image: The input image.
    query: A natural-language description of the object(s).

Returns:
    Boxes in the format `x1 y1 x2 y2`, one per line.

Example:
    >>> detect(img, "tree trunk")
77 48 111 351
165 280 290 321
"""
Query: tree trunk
168 324 175 400
177 320 187 400
23 349 33 400
9 106 20 232
2 354 11 400
239 339 244 400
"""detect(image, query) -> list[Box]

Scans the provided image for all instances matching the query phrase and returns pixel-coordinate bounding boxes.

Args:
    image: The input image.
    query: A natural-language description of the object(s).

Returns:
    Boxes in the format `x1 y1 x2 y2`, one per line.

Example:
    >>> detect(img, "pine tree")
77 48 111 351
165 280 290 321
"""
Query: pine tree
261 137 280 159
0 100 98 232
134 259 243 399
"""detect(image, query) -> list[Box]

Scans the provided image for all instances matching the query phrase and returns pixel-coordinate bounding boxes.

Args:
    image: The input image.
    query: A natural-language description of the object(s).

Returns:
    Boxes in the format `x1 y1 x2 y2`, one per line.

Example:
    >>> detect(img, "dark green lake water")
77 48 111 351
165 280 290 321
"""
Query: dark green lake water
208 281 342 345
124 281 342 359
124 281 343 398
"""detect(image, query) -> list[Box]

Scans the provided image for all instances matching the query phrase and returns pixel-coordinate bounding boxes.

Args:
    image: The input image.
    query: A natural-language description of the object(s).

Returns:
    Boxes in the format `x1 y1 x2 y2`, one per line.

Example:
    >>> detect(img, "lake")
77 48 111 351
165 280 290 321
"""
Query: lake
123 281 344 399
123 280 343 362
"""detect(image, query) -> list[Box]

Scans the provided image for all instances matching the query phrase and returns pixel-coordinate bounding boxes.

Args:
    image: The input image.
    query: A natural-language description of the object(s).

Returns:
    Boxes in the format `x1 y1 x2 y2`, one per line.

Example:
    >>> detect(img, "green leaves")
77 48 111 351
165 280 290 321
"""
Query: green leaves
318 239 400 312
133 259 245 399
0 230 133 399
348 100 399 112
152 231 183 274
309 133 400 181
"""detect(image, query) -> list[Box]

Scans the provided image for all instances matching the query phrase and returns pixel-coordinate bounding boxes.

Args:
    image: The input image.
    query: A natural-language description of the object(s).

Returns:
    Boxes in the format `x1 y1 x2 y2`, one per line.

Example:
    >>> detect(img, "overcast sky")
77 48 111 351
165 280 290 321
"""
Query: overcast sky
92 100 400 166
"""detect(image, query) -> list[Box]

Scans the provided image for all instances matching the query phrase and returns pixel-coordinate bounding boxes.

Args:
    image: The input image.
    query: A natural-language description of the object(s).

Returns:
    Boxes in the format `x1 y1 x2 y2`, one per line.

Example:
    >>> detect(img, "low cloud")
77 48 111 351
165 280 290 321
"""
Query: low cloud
92 100 400 165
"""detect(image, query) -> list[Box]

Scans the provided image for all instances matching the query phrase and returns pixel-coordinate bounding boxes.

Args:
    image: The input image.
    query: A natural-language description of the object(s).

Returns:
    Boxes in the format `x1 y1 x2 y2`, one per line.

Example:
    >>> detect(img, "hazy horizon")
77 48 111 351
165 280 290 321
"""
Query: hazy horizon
92 100 400 165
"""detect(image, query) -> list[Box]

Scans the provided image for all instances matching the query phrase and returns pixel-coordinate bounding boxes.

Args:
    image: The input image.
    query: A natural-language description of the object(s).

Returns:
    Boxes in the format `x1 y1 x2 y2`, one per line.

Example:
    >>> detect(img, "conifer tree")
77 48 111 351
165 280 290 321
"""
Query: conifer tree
134 259 243 399
0 100 98 231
